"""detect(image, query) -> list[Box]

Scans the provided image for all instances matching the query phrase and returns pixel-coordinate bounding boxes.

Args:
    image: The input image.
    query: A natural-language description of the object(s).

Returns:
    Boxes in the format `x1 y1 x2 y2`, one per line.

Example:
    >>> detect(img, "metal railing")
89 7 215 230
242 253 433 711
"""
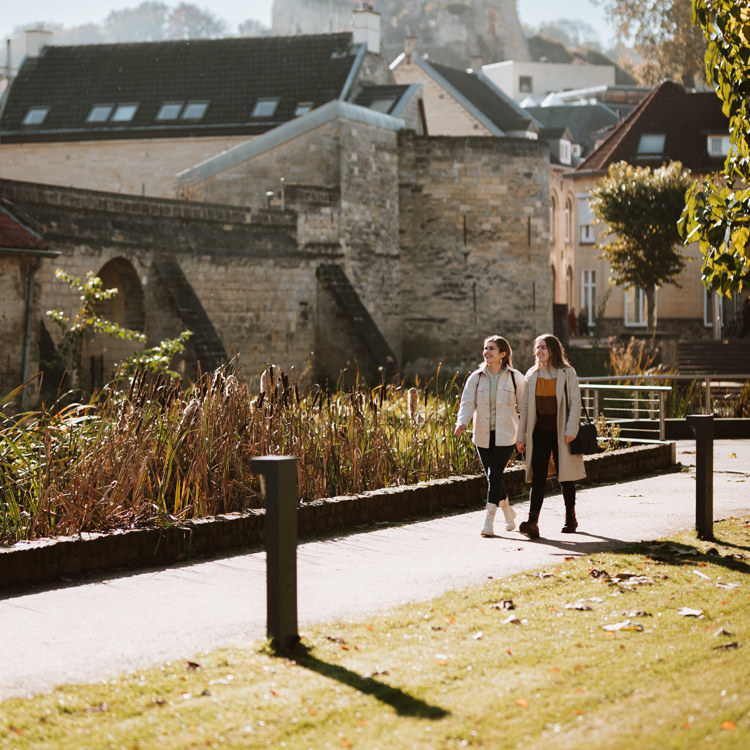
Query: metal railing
580 382 672 443
582 373 750 415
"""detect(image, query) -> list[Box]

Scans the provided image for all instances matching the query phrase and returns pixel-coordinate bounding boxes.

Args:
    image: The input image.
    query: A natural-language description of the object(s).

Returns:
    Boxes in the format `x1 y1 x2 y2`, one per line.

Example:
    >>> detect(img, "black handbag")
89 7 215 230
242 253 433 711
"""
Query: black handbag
565 382 600 455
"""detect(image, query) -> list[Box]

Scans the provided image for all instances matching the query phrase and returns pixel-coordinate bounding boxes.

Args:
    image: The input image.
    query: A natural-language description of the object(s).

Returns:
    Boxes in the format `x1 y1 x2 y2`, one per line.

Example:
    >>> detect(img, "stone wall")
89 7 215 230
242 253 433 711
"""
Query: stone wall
398 131 552 375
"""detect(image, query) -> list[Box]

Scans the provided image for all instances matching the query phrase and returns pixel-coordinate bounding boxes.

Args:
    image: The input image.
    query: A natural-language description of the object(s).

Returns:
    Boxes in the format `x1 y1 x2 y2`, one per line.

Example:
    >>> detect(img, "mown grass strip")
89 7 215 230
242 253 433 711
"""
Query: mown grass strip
1 517 748 749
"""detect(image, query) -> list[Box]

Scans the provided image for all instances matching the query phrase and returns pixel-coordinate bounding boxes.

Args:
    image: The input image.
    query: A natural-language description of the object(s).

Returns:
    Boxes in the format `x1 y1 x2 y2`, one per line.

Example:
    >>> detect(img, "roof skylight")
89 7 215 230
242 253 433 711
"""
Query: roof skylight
252 98 279 118
22 107 50 125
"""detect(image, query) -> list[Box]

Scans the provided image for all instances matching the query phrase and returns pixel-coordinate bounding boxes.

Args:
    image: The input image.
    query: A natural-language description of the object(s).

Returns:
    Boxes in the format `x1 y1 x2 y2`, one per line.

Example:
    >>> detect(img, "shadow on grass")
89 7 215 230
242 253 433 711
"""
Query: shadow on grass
293 652 450 719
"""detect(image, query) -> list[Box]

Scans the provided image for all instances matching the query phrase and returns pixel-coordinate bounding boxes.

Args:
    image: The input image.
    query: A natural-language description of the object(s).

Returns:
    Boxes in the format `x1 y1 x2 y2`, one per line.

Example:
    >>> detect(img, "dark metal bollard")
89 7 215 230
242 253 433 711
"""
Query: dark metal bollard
251 455 300 649
686 414 714 540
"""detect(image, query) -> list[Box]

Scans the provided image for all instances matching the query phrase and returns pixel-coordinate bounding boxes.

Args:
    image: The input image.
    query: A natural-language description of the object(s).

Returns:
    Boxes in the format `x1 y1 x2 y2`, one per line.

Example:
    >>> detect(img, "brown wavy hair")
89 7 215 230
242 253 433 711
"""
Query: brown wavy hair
483 335 513 368
534 334 570 370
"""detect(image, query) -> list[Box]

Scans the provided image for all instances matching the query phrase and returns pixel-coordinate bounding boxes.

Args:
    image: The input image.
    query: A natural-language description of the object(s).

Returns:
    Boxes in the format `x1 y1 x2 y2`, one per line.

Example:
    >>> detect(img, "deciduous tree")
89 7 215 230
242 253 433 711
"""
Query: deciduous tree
678 0 750 297
590 161 693 330
592 0 707 86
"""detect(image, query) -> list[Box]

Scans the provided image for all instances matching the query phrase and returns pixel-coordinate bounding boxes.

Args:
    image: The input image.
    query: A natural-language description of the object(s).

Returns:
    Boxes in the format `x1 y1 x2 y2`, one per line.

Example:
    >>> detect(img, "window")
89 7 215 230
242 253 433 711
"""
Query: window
22 107 50 125
704 288 721 328
550 195 557 244
564 198 573 244
578 196 594 244
86 104 114 123
636 133 666 156
519 75 533 93
369 97 397 114
707 135 730 157
252 97 279 118
566 266 573 307
157 102 183 120
112 103 138 122
624 286 648 326
581 269 596 328
181 101 208 119
559 139 572 165
294 102 313 116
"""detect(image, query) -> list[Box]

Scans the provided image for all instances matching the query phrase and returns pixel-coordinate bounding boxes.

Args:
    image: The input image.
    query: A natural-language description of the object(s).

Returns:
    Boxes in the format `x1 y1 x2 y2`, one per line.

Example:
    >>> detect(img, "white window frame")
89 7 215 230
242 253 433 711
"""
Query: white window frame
581 269 596 326
636 133 666 156
624 286 650 327
112 103 139 122
156 101 183 120
252 97 279 118
707 135 730 157
564 198 572 244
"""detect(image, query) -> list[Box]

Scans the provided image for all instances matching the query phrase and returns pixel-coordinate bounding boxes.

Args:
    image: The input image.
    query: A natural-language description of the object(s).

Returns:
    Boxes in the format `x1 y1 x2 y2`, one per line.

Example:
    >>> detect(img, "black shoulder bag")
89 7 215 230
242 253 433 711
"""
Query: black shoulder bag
564 379 600 455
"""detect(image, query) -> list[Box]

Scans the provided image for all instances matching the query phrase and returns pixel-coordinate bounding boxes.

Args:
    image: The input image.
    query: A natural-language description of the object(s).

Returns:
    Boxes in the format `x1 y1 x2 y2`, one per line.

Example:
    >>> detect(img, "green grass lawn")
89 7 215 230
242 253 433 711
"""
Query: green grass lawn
2 517 749 749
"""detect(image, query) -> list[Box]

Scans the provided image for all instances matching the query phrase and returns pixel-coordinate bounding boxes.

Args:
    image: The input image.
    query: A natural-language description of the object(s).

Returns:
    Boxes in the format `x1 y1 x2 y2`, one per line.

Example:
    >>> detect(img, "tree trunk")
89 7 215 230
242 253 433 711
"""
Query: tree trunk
646 286 656 331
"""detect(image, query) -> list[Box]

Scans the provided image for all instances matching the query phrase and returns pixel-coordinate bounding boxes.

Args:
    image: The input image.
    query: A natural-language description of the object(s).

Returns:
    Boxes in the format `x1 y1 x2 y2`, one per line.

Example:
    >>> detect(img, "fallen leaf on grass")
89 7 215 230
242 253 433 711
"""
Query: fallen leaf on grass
693 570 711 580
363 669 389 679
716 581 740 590
502 614 524 625
712 642 741 650
623 610 653 618
516 698 529 707
473 631 483 640
714 627 734 637
602 620 644 632
490 599 515 610
534 572 554 579
565 601 594 611
720 721 736 730
677 607 704 618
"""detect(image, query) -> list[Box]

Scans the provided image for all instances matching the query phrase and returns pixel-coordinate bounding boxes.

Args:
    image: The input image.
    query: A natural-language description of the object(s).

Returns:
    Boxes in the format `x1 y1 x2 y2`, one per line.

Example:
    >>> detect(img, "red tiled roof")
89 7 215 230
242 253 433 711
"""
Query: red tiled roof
0 206 49 251
576 80 729 174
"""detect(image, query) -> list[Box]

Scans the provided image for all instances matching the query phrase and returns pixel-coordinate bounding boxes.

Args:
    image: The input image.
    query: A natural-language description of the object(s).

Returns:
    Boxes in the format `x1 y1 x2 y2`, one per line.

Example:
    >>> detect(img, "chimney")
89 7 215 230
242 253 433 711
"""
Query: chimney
25 28 52 59
404 35 418 62
352 6 381 54
470 54 484 73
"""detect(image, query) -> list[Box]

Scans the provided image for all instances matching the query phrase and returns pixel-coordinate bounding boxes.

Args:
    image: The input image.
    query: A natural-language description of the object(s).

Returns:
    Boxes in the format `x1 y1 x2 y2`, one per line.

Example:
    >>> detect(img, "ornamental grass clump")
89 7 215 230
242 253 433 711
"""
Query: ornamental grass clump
0 364 483 544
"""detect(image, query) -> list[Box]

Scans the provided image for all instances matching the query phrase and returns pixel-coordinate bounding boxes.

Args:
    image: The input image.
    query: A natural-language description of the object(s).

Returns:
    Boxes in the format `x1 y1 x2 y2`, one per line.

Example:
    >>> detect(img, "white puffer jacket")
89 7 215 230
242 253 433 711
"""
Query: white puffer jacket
456 363 525 448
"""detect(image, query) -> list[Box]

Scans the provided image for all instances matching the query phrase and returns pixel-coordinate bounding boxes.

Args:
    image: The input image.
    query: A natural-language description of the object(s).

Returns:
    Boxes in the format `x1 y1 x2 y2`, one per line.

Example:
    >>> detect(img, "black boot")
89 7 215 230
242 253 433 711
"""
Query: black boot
519 513 540 539
561 507 578 533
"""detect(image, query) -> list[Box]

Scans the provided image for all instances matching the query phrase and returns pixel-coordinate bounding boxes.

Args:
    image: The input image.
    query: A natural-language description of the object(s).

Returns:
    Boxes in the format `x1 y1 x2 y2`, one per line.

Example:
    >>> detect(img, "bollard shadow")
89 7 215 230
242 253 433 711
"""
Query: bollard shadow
292 651 450 719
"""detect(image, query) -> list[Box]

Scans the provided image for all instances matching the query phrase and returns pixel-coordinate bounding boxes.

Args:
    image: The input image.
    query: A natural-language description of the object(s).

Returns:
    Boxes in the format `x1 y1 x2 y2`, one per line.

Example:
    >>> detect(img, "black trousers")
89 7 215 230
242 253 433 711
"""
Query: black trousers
476 431 515 505
529 428 576 516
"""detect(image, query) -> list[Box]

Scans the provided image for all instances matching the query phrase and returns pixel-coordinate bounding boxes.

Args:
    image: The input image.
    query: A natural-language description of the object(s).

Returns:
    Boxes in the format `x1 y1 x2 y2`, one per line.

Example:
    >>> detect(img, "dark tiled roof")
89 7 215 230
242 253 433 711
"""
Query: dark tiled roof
576 81 729 174
0 204 49 251
427 60 537 134
524 104 621 157
1 33 360 142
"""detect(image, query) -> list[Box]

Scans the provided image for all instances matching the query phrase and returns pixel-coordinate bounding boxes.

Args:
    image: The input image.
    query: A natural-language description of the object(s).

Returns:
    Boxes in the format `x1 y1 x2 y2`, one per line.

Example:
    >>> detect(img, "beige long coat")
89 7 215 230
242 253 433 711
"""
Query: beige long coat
516 366 586 484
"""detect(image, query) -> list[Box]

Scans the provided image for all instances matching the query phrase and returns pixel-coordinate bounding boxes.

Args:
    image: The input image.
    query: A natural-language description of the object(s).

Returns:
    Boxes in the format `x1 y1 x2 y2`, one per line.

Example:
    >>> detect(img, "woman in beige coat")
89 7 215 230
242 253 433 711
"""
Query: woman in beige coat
456 335 525 537
515 334 586 538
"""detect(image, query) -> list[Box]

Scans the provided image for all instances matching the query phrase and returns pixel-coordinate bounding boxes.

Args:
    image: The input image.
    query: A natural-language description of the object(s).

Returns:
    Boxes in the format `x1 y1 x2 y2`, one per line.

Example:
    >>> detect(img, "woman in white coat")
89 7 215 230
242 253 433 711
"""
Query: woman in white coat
455 335 525 537
515 334 586 538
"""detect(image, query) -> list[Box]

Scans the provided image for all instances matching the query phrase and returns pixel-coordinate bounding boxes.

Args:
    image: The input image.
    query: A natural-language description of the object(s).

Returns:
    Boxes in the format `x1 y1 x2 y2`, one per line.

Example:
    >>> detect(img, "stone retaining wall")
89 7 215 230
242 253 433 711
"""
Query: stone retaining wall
0 443 675 590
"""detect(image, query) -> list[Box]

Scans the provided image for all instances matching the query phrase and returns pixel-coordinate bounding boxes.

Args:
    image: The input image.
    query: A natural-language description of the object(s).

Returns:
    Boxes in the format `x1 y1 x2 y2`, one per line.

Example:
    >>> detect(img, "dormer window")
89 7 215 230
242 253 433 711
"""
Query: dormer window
559 139 572 166
112 103 138 122
156 101 209 121
86 104 114 123
369 97 396 114
519 76 533 93
294 102 313 116
22 107 50 125
636 133 666 157
707 135 730 157
252 97 279 118
181 101 208 119
157 102 183 120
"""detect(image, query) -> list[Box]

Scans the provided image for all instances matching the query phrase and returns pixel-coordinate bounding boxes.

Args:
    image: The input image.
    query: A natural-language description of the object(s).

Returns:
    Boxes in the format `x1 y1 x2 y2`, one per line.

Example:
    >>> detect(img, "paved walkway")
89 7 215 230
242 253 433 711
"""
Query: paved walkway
1 440 748 702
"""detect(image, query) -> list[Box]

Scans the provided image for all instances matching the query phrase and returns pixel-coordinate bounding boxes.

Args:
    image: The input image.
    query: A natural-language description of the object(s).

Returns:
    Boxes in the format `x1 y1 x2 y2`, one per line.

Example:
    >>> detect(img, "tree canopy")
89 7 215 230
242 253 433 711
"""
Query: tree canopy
590 161 693 330
678 0 750 297
592 0 707 87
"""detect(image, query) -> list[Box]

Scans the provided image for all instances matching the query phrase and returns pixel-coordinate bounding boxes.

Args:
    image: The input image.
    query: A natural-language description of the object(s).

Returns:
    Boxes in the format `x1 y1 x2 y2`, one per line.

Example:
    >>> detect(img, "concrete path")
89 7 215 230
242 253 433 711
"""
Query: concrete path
1 440 748 702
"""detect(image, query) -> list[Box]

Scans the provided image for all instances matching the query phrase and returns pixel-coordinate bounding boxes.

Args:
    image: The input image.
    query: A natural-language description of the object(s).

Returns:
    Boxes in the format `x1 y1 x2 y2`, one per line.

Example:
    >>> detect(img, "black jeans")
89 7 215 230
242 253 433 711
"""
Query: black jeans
476 431 515 505
529 428 576 516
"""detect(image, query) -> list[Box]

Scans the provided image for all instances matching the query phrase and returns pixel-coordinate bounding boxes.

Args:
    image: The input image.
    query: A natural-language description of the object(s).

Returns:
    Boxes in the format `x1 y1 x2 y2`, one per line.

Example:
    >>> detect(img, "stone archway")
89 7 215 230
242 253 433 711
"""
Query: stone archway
81 257 146 387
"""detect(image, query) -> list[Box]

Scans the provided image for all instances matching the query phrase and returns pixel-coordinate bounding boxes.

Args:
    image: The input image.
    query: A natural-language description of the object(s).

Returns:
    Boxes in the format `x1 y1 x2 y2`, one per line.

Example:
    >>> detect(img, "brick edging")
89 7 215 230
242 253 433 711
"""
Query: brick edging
0 443 675 590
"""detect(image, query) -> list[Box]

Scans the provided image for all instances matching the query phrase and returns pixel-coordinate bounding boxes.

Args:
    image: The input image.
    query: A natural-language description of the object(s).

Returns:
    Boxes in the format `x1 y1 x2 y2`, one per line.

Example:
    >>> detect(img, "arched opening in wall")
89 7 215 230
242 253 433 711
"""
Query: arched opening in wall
81 257 146 387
